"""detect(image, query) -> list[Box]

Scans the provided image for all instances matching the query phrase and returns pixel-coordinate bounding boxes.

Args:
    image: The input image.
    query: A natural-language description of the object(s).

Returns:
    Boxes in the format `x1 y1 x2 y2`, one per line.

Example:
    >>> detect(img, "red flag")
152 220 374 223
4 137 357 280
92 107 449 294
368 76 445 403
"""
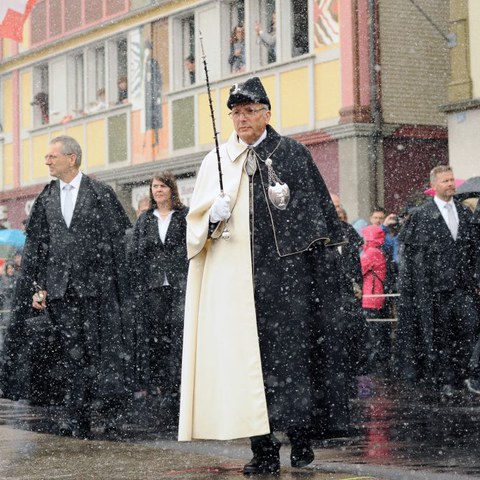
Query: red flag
0 0 37 42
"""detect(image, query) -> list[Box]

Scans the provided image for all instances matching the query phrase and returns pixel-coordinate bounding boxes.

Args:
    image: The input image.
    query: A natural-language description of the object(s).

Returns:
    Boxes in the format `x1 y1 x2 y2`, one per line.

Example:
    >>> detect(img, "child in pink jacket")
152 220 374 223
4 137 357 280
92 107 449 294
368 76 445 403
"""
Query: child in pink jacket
360 225 390 376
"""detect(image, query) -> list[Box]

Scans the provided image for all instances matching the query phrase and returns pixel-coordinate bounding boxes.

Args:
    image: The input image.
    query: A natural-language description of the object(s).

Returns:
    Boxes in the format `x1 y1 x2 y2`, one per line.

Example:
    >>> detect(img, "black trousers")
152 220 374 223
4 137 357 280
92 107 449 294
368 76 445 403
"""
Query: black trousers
137 286 184 397
432 289 479 387
48 289 126 428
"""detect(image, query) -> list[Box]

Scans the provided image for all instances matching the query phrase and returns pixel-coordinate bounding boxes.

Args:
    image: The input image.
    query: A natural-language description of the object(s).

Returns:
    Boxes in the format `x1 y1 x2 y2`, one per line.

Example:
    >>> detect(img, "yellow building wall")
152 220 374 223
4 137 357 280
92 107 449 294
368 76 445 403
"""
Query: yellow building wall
280 68 310 129
65 125 85 165
469 0 480 98
260 75 276 130
21 139 31 184
2 39 15 60
21 70 32 129
198 92 217 145
220 87 231 143
2 77 13 134
3 143 14 188
20 17 31 53
32 134 50 179
314 60 341 121
86 120 106 169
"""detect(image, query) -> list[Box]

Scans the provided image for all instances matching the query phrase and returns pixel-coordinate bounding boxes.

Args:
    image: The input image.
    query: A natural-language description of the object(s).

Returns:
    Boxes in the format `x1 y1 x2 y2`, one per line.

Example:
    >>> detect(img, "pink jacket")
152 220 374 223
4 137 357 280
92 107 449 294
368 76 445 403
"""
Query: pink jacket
360 225 387 310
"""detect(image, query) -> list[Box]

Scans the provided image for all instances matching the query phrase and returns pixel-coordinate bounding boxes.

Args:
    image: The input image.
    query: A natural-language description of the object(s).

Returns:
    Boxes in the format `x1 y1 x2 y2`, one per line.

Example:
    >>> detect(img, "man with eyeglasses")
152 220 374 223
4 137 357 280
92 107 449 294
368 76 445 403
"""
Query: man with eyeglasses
1 135 132 439
179 77 344 475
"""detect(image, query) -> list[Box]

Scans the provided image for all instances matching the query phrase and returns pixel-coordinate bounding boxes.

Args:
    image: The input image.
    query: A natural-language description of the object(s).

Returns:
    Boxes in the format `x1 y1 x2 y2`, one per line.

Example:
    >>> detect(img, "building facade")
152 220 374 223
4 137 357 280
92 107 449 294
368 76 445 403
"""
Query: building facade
442 0 480 180
0 0 451 228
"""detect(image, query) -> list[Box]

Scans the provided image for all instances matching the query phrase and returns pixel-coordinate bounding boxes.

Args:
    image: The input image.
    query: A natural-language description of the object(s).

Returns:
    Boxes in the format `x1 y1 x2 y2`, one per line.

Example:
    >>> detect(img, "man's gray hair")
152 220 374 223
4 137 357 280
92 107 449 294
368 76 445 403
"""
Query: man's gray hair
50 135 82 167
430 164 452 183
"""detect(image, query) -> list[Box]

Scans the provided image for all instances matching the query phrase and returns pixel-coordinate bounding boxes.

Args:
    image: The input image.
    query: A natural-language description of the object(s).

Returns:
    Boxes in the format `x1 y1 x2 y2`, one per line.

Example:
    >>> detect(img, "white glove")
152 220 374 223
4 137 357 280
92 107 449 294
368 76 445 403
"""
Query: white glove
209 195 231 223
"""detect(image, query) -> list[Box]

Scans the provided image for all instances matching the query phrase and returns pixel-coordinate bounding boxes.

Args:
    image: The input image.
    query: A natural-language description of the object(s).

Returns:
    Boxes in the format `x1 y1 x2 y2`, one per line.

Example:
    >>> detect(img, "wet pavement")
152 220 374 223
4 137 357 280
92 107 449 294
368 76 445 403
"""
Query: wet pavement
1 378 480 479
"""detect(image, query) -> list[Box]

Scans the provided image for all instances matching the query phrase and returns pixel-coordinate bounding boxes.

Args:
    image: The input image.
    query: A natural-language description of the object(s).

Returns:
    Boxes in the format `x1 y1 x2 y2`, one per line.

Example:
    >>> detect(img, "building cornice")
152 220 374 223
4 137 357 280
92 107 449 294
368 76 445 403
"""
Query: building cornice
94 151 204 186
438 98 480 113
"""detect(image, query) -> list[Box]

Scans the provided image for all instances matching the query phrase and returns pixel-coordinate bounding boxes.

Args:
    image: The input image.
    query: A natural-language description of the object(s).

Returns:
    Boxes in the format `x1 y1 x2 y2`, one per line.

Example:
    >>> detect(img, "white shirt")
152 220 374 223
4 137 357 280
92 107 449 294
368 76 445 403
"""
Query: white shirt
59 171 83 213
153 209 175 285
434 196 459 227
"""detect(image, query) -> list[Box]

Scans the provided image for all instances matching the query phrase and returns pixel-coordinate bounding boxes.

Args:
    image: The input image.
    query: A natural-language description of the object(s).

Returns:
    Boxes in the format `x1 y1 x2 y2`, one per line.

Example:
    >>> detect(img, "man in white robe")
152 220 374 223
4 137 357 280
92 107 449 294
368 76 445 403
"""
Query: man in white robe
179 77 344 475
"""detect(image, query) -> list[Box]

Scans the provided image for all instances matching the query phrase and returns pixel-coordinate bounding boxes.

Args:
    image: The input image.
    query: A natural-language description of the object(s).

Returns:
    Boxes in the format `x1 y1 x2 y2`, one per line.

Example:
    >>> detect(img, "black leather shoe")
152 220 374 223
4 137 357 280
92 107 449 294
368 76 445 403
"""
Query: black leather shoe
59 424 73 437
291 444 314 468
243 455 280 476
244 433 281 475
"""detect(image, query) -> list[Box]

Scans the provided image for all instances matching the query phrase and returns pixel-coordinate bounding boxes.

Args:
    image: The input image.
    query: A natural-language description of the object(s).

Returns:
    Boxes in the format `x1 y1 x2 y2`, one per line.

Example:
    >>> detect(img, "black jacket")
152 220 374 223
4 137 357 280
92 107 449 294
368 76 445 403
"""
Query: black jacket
129 207 188 292
18 175 132 302
398 198 476 294
395 198 477 382
1 175 132 401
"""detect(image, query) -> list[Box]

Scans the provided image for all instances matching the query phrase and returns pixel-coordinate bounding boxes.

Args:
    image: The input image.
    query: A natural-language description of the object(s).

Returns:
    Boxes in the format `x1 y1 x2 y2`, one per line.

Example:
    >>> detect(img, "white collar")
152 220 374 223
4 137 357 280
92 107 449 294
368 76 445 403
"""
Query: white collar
60 171 82 190
434 196 455 209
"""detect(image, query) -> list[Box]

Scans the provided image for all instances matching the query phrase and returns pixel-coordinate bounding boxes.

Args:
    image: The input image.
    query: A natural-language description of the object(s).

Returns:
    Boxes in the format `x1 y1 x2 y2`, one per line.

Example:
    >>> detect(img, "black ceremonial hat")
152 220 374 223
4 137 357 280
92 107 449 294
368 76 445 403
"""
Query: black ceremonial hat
227 77 271 110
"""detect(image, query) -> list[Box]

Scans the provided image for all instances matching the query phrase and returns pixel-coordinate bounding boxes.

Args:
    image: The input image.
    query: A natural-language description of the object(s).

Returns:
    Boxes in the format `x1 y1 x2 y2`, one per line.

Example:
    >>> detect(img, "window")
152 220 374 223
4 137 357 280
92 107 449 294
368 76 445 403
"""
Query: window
251 0 276 67
73 54 84 113
170 0 311 91
226 1 245 74
68 37 129 115
290 0 309 57
110 37 129 104
95 46 106 93
182 15 195 87
32 64 49 126
171 13 197 90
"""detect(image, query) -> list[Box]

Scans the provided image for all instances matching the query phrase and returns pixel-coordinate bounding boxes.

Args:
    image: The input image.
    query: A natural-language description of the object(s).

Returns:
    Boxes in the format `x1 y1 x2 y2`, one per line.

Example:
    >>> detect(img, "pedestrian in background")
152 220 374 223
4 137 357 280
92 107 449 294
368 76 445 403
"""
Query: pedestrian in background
396 165 478 399
360 225 390 376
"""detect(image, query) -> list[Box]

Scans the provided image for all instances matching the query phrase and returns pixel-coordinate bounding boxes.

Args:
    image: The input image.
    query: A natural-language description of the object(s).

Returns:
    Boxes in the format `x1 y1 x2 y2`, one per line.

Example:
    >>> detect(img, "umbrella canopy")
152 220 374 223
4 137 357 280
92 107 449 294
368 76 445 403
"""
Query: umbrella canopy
0 229 26 248
455 176 480 200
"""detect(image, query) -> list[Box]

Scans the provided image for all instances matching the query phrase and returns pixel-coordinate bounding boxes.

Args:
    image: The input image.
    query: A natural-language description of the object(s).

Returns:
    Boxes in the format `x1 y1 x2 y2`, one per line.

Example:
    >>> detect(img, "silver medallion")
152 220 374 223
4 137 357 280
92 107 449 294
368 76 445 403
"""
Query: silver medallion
265 158 290 210
268 182 290 210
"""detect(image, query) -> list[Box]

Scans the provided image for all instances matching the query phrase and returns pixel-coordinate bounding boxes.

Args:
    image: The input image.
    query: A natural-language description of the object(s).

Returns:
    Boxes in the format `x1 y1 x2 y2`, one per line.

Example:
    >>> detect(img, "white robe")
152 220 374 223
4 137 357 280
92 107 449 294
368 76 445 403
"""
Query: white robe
178 132 270 441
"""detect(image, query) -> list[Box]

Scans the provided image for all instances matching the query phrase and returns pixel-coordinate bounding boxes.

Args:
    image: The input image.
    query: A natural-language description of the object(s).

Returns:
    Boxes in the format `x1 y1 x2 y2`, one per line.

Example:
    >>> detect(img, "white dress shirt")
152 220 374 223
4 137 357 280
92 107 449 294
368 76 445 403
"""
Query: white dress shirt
434 196 459 229
59 171 83 216
153 209 175 286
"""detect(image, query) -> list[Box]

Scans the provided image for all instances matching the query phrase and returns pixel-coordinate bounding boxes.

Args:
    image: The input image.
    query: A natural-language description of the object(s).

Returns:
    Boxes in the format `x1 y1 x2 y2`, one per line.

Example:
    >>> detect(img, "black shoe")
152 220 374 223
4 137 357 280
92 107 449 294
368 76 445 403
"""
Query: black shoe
243 455 280 476
58 423 91 439
466 378 480 394
59 423 73 437
291 444 314 468
244 434 281 476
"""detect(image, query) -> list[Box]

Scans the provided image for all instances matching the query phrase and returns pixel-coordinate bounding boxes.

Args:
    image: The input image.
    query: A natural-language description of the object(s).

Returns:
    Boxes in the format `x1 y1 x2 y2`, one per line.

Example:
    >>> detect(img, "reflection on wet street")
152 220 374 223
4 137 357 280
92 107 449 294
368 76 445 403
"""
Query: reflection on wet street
313 378 480 478
2 379 480 479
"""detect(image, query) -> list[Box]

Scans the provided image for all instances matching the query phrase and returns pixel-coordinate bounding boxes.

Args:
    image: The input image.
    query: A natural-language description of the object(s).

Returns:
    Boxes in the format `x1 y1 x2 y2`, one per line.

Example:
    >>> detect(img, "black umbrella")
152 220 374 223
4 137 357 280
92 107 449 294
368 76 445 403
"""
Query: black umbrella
455 176 480 200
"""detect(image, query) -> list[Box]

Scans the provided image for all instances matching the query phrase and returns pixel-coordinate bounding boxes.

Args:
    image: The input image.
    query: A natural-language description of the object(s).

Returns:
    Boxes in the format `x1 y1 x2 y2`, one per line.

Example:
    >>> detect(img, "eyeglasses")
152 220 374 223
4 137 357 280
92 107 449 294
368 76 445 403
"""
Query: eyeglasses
228 107 267 119
44 153 74 161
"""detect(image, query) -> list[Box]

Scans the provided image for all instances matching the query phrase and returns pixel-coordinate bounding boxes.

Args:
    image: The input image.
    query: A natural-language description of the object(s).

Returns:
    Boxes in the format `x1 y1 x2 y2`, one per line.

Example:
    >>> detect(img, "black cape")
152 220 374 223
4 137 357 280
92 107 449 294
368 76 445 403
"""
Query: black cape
1 176 132 403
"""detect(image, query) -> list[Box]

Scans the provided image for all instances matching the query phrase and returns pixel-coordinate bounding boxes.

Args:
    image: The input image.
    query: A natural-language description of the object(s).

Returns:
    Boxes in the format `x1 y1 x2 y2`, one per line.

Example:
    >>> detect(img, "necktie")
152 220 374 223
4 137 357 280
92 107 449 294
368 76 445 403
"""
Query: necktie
245 148 257 176
445 203 458 240
63 184 74 227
